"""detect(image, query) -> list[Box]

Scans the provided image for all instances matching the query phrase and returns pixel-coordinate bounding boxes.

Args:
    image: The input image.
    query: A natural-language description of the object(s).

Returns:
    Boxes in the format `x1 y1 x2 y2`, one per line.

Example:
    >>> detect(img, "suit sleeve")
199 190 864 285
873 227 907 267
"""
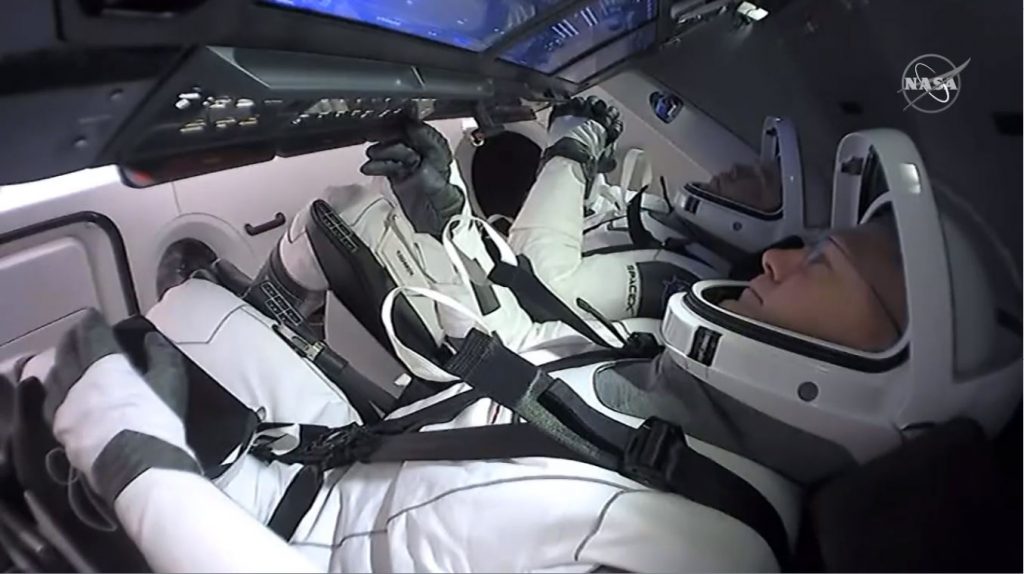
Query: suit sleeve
115 469 320 573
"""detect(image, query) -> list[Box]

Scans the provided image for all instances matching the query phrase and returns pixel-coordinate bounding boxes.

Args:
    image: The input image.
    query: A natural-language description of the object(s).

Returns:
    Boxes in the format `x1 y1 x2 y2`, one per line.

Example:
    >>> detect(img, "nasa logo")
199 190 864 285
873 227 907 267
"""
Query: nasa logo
898 54 970 113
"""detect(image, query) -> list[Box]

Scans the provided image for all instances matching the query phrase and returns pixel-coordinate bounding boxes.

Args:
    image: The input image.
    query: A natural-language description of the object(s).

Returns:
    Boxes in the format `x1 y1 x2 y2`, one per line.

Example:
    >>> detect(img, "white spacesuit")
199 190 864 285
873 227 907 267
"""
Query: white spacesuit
507 96 725 321
243 119 662 374
15 124 1021 574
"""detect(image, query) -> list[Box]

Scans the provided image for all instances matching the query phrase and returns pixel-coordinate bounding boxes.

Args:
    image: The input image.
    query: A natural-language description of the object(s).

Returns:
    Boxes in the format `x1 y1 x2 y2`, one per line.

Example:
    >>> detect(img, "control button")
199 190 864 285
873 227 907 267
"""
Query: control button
330 99 349 113
208 99 232 122
175 99 191 110
178 92 202 101
263 99 284 106
214 118 237 129
239 118 259 128
309 98 333 115
236 98 255 108
180 122 205 135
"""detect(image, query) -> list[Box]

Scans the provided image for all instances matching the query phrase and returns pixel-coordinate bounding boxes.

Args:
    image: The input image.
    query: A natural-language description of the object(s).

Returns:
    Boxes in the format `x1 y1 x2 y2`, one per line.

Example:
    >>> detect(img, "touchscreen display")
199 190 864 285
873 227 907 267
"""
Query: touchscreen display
557 20 655 82
499 0 657 73
264 0 565 52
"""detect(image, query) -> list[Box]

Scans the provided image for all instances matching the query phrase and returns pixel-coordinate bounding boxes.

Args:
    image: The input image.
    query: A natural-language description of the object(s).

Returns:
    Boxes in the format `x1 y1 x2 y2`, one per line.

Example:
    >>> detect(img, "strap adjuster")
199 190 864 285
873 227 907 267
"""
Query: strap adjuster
623 332 661 358
619 417 683 489
251 423 382 469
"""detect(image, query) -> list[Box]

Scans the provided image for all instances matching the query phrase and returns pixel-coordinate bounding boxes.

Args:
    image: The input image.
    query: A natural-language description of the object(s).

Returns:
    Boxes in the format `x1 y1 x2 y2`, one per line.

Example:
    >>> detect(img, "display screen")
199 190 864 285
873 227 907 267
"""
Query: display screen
557 20 655 82
499 0 657 73
264 0 566 52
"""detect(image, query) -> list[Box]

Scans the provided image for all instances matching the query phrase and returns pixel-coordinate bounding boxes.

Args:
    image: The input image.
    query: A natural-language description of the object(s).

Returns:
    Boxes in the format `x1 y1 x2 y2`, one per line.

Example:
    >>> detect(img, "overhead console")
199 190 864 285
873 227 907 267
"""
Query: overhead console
0 0 734 186
113 46 542 186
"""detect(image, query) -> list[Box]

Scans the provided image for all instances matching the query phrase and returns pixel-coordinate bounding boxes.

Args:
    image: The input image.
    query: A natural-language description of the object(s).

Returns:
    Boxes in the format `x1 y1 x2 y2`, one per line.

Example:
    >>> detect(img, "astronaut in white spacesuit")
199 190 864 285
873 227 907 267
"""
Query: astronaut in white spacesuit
505 96 724 321
15 114 1021 573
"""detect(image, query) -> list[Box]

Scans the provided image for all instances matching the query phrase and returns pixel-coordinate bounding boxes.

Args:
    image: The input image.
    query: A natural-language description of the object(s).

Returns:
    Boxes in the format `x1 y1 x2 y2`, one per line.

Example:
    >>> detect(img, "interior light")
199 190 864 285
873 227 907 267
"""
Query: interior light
737 1 769 21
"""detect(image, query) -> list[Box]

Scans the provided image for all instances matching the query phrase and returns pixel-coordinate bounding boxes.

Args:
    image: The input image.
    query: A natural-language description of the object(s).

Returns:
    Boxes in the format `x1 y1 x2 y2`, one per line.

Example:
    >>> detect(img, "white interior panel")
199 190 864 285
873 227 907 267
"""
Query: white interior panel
0 220 132 364
173 145 378 265
0 239 98 343
0 166 180 313
0 310 90 375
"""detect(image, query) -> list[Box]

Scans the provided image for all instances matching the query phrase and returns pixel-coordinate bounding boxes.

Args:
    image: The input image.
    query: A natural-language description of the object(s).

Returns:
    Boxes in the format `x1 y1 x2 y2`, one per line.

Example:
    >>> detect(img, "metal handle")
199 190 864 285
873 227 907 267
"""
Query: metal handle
244 212 286 236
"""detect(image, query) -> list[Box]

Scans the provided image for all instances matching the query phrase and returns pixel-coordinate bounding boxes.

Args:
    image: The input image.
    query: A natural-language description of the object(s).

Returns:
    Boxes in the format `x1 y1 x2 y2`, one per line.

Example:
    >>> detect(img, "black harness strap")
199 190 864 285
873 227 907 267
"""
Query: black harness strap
442 331 792 567
366 424 579 463
488 257 611 349
625 193 711 267
626 190 657 250
256 331 791 566
539 348 645 372
487 256 661 360
267 465 322 541
255 389 486 540
306 199 441 364
477 228 663 362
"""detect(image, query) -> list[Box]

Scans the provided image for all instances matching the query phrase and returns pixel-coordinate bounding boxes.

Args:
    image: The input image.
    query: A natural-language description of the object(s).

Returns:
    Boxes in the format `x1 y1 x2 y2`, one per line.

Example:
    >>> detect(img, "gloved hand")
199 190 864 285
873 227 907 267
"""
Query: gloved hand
32 309 199 505
544 95 623 196
360 121 466 239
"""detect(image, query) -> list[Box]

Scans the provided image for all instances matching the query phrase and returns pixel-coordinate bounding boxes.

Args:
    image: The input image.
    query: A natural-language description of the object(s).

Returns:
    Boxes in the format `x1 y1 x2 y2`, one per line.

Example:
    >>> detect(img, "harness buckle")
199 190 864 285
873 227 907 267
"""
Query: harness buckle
619 417 683 490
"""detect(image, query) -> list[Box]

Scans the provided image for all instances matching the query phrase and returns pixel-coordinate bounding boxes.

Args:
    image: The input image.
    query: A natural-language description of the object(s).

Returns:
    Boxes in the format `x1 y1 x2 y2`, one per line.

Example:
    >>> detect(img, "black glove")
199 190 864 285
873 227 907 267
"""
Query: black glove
360 121 466 238
544 95 623 197
548 95 624 148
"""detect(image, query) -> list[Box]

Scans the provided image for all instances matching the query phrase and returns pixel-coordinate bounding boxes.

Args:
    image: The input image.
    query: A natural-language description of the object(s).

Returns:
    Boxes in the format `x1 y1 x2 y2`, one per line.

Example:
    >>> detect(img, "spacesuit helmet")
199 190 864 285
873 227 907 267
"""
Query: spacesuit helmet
677 116 807 253
663 128 1022 475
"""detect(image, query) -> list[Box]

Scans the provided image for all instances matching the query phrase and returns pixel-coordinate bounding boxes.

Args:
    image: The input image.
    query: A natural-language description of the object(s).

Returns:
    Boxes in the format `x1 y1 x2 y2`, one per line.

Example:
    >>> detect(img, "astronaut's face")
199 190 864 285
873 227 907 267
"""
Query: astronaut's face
706 162 781 212
720 225 906 352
